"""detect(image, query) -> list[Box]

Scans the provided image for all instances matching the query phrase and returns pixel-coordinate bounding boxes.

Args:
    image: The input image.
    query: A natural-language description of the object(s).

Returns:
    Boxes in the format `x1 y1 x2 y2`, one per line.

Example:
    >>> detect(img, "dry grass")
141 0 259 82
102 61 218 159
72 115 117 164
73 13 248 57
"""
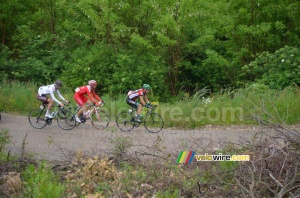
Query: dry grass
0 172 22 197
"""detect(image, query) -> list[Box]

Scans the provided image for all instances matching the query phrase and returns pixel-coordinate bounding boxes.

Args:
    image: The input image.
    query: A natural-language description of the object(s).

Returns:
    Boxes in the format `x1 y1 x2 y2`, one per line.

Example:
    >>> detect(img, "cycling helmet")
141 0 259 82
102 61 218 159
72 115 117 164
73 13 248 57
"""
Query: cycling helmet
55 80 63 87
88 80 97 88
143 84 151 90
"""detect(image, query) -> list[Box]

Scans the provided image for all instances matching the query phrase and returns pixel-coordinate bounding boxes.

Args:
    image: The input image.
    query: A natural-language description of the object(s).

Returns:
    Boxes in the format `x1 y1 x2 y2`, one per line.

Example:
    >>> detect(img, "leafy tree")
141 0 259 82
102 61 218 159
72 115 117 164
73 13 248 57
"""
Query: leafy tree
0 45 15 81
241 46 300 89
227 0 300 64
1 0 300 99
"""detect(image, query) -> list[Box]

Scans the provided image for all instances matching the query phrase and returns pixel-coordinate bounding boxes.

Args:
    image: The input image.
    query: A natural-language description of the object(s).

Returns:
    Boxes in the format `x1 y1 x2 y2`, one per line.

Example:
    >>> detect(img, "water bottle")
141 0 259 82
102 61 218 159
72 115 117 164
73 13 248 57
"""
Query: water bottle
50 112 55 117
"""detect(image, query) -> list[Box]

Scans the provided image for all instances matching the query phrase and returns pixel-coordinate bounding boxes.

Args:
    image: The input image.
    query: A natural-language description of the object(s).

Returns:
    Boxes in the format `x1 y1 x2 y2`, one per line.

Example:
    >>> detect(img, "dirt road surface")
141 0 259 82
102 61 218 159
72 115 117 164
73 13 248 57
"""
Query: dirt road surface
0 113 292 162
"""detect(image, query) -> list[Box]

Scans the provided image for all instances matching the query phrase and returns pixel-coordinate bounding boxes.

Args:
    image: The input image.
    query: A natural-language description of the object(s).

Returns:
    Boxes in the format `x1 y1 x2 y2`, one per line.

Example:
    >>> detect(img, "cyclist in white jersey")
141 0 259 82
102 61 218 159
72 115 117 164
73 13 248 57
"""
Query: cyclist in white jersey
37 80 69 118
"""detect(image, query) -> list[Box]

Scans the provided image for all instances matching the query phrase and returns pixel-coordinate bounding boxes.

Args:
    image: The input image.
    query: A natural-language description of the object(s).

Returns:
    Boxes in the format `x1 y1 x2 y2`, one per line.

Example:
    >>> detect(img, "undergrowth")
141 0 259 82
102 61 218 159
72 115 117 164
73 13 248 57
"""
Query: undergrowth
1 82 300 197
1 81 300 128
1 125 300 197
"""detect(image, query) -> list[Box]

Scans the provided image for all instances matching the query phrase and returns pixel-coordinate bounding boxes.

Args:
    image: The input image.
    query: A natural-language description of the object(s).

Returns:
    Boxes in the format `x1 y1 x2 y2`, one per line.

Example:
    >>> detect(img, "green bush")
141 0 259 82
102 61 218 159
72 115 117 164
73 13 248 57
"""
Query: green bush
22 162 65 198
241 46 300 89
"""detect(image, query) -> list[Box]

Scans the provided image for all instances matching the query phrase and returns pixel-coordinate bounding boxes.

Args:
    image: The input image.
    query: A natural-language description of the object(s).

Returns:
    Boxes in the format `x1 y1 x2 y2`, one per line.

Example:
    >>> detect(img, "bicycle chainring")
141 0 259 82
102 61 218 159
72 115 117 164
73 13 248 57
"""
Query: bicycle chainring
46 118 52 125
80 117 86 123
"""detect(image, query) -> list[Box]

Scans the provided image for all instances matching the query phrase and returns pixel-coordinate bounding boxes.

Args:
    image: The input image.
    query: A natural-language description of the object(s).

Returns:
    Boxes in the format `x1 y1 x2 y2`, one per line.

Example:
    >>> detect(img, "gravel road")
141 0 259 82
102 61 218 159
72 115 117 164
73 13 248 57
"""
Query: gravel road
0 113 286 162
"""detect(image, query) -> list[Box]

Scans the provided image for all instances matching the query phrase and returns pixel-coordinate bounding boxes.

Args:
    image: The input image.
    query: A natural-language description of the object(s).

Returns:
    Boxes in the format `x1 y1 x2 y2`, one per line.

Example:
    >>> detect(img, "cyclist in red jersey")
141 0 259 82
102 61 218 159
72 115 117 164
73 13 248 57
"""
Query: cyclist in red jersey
73 80 103 122
126 84 152 122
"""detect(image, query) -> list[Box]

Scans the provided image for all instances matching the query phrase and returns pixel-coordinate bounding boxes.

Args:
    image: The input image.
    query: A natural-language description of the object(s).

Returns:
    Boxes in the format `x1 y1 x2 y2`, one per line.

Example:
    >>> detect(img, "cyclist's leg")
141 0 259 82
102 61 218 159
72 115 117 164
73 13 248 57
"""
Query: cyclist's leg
74 94 86 122
136 103 143 115
84 100 94 117
126 98 142 122
46 98 53 110
126 98 138 110
135 103 143 122
37 94 51 117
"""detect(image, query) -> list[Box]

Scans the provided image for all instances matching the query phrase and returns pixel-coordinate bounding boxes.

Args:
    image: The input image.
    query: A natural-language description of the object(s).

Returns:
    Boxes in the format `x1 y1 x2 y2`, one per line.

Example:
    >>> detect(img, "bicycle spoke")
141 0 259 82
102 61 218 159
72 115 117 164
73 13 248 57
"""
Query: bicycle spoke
57 110 76 130
144 112 164 133
28 109 47 129
116 112 135 132
91 110 110 129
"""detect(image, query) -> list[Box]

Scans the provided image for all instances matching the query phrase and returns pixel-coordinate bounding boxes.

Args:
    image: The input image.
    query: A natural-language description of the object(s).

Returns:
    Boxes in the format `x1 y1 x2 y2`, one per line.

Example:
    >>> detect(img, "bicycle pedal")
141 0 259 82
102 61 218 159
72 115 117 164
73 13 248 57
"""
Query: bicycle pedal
46 119 52 125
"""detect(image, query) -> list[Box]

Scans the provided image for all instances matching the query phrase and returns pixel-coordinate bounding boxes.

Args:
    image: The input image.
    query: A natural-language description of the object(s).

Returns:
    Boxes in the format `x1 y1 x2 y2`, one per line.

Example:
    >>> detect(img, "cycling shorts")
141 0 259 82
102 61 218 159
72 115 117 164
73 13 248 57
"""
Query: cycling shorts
37 94 48 104
74 93 88 106
126 98 139 109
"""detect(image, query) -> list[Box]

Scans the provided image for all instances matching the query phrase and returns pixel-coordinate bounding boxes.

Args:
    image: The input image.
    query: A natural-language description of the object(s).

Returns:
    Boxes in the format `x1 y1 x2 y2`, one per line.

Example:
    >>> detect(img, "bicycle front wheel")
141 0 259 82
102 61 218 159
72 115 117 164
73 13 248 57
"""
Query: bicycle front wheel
28 109 47 129
116 112 135 132
57 109 76 130
91 109 110 129
144 112 164 133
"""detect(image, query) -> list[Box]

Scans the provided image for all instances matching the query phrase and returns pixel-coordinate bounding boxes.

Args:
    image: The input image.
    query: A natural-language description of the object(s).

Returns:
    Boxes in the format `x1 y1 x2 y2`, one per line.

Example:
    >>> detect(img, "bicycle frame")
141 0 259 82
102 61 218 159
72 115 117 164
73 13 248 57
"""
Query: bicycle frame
28 102 75 130
73 104 96 122
130 105 156 119
71 103 110 129
40 103 63 123
116 105 164 133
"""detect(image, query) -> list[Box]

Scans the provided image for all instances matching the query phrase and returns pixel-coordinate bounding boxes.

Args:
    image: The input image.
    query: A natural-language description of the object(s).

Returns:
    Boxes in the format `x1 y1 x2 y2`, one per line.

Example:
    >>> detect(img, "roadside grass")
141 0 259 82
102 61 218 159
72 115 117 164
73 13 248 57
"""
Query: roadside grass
1 81 300 127
1 122 300 197
1 82 299 197
0 129 10 161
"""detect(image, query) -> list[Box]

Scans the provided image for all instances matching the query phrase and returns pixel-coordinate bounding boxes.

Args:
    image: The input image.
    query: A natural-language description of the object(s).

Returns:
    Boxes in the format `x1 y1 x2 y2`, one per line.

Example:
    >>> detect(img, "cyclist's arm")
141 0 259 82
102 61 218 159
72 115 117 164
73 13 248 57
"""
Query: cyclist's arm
144 96 150 104
86 91 98 104
56 90 67 102
92 90 101 101
139 95 147 106
49 91 62 105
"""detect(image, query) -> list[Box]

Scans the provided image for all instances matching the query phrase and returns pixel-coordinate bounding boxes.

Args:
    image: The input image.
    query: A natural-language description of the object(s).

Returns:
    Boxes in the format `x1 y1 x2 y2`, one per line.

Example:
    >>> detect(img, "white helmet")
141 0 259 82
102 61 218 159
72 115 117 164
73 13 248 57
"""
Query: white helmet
88 80 97 88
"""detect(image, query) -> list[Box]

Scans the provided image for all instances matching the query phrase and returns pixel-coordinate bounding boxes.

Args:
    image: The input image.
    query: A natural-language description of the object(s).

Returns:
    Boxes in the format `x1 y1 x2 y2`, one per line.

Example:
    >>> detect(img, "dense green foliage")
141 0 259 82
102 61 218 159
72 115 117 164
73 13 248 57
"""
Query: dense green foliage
1 0 300 101
1 81 300 128
241 46 300 89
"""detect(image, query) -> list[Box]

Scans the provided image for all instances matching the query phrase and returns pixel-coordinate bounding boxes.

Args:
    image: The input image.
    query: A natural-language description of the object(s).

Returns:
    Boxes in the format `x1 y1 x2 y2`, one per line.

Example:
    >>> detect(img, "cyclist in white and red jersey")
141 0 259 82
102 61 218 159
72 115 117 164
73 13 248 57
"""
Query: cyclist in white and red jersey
37 80 69 118
73 80 103 122
126 84 152 122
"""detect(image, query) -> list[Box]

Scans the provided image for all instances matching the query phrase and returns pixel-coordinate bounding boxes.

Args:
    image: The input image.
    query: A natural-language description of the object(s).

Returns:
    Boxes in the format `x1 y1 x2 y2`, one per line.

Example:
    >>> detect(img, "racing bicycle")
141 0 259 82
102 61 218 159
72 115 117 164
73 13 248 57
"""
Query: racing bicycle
28 103 75 130
116 105 164 133
71 103 110 129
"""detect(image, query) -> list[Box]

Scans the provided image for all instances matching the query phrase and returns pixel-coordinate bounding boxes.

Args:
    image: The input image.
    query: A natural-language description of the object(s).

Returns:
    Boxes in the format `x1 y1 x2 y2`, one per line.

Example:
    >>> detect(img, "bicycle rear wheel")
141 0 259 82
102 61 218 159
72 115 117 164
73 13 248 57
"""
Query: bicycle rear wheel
28 109 47 129
144 112 164 133
57 109 76 130
116 112 135 132
91 109 110 129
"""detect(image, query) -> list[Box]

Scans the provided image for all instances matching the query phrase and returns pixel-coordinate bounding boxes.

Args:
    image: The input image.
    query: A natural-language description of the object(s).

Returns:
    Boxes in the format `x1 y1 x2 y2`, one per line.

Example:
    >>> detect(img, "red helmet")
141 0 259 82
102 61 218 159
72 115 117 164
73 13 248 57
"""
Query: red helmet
88 80 97 88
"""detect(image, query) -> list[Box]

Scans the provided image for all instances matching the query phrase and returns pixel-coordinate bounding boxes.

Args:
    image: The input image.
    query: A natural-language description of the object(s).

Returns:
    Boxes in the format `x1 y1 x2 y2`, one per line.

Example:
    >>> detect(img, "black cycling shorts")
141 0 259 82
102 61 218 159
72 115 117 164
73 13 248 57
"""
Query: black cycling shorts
37 94 48 104
126 98 138 109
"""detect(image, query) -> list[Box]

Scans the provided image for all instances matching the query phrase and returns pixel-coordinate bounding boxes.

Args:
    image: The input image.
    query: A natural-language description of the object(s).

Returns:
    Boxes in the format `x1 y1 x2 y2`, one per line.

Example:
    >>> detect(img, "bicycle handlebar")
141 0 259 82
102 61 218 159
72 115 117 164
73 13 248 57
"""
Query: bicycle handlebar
56 102 71 109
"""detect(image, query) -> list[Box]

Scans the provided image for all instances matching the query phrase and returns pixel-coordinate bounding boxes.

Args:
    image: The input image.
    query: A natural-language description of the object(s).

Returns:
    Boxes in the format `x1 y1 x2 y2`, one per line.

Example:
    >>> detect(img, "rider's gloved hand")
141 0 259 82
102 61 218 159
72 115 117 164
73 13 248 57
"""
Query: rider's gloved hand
95 102 101 106
145 102 151 108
